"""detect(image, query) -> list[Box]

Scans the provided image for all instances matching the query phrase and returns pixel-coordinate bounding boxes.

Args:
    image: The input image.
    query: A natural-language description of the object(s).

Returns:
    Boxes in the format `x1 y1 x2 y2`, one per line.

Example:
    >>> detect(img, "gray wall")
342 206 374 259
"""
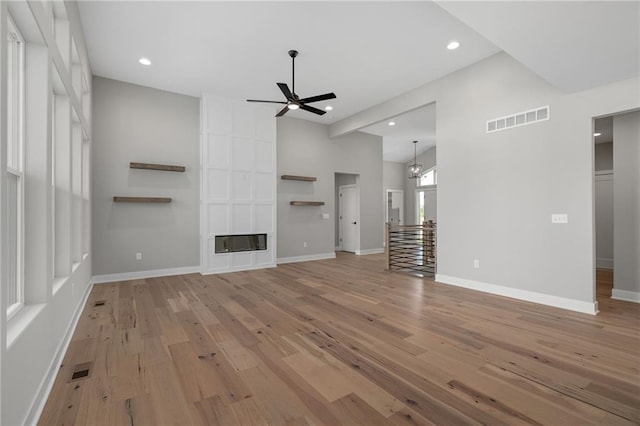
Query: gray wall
435 54 593 302
383 161 405 190
277 117 383 258
330 52 639 309
595 142 613 171
613 111 640 295
405 146 437 225
92 77 200 275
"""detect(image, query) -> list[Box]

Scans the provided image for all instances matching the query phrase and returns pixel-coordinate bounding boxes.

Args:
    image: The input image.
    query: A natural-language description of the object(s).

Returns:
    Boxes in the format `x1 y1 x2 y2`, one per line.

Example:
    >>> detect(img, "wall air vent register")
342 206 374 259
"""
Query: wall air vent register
487 105 549 133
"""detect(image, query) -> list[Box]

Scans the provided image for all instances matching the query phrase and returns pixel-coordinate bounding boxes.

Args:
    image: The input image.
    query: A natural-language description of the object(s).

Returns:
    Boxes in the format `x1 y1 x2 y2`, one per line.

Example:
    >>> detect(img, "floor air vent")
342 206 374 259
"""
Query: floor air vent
71 369 90 380
487 105 549 133
69 362 93 382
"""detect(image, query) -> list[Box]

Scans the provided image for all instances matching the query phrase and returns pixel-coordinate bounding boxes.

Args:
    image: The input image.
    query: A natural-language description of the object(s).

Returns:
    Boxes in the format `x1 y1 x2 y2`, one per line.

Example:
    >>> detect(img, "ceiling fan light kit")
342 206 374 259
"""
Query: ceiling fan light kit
247 49 336 117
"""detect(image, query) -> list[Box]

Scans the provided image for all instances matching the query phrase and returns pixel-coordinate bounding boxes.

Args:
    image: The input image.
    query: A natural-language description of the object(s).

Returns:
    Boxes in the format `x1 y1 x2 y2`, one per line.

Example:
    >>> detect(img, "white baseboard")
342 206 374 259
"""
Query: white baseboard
356 248 385 255
277 252 336 264
612 289 640 304
200 263 276 275
435 274 598 315
93 265 200 284
596 258 613 269
25 278 94 426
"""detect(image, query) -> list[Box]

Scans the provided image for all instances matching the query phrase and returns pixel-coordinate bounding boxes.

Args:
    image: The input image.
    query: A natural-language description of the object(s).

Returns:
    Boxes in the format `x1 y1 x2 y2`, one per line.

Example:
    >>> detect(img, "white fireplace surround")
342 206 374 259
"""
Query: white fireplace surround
200 94 277 274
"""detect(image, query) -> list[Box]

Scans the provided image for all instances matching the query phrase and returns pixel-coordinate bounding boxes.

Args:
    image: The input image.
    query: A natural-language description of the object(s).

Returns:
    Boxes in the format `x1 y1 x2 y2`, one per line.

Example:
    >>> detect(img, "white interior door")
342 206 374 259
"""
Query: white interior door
386 190 404 226
339 185 358 252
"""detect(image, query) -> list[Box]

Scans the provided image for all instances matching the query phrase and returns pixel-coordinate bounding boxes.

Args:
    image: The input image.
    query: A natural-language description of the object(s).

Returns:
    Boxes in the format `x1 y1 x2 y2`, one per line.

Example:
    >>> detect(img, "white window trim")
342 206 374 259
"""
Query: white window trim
416 165 437 188
7 14 26 318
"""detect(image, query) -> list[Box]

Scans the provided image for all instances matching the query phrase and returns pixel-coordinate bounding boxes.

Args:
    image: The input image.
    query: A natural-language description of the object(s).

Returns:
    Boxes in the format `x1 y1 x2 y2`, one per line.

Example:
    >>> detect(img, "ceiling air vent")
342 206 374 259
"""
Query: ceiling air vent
487 106 549 134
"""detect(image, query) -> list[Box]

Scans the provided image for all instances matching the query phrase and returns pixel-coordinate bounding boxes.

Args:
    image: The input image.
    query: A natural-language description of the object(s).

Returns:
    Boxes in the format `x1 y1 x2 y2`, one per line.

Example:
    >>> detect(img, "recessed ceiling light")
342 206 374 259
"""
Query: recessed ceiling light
138 57 152 66
594 132 602 137
447 41 460 50
388 121 396 126
325 106 333 111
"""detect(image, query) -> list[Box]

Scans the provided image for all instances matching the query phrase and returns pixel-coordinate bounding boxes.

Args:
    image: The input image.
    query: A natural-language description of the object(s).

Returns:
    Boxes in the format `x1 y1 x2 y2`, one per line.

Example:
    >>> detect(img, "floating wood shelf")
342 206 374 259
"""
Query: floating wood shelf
113 196 172 203
290 201 324 206
130 162 185 172
281 175 317 182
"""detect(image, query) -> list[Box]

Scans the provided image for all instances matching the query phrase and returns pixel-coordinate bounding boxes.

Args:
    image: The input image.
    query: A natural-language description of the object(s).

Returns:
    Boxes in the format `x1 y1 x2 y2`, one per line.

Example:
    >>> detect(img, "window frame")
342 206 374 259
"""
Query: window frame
417 166 437 187
6 13 26 318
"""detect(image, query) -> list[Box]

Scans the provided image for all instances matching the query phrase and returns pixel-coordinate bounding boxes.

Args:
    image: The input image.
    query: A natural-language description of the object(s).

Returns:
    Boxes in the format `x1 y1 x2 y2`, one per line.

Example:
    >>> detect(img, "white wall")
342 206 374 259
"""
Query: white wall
92 77 200 279
613 111 640 301
277 117 383 260
200 94 277 273
330 52 640 314
0 1 93 424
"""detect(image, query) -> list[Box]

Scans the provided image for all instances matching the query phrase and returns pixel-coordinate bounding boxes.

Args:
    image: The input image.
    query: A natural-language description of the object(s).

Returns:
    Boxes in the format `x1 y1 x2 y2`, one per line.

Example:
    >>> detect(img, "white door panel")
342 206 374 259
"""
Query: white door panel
340 185 358 253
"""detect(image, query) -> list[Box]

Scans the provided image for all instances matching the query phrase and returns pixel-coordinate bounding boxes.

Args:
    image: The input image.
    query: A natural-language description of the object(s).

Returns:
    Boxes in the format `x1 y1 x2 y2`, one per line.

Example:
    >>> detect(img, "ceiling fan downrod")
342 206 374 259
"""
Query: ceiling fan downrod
289 49 298 97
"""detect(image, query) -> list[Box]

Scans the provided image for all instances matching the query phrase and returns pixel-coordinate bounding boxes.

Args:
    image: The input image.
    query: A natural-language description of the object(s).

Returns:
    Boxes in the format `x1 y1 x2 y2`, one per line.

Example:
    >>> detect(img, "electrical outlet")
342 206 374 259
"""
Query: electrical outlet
473 259 480 268
136 252 142 261
303 242 307 248
551 214 569 224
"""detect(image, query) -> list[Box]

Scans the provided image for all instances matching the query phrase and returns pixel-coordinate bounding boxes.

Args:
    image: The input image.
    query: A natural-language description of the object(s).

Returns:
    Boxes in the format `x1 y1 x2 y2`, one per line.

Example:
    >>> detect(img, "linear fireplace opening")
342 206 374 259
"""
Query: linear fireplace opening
215 234 267 254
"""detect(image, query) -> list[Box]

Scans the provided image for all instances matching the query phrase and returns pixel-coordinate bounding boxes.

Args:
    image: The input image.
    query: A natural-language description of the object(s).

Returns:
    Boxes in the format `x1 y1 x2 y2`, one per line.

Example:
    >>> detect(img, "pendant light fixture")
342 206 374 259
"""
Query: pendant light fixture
408 140 423 179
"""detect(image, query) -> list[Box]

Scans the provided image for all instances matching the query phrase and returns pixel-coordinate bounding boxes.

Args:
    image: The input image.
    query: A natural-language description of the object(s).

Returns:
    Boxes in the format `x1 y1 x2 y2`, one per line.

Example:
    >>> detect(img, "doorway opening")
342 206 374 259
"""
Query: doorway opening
386 189 404 227
335 173 360 253
593 110 639 311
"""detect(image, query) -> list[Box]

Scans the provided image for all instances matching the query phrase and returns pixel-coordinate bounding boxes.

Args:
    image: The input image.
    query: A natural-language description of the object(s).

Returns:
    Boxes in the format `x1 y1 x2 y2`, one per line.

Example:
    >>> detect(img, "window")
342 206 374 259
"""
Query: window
7 15 25 316
418 167 437 186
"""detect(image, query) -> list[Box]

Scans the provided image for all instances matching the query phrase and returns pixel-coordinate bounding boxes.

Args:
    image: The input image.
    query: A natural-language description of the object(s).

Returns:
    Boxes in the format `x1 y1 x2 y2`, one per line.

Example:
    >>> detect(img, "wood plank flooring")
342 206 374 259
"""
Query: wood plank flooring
39 255 640 425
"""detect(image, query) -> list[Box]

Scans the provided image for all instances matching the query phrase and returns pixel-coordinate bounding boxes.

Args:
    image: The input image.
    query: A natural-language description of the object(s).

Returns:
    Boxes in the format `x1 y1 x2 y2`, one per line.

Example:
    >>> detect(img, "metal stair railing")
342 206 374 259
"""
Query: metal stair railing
386 221 436 277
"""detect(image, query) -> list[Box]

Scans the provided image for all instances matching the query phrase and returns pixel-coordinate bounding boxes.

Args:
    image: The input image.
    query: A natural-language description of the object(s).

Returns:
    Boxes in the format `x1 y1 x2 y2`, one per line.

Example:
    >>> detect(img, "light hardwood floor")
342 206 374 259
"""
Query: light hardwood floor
40 255 639 425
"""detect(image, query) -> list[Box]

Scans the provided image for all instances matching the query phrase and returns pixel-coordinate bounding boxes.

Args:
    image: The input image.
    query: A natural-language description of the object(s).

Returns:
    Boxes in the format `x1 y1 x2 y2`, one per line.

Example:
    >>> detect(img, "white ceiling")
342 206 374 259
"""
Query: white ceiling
77 1 639 162
360 104 436 163
436 1 640 93
77 1 500 161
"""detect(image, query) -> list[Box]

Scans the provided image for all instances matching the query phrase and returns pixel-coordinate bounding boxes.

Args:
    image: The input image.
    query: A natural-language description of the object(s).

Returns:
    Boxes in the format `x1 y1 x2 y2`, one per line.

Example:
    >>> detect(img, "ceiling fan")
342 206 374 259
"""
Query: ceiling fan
247 50 336 117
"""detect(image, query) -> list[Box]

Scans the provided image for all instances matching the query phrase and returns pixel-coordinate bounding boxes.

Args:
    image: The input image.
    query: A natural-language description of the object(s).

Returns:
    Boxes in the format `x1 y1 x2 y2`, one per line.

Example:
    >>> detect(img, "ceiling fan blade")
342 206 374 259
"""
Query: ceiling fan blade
298 92 336 104
299 104 326 116
247 99 287 104
275 106 290 117
277 83 294 100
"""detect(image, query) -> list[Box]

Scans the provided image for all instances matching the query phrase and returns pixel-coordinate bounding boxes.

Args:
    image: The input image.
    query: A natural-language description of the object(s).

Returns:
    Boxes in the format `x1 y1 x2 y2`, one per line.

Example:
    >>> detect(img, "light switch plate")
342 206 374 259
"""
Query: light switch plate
551 214 569 224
